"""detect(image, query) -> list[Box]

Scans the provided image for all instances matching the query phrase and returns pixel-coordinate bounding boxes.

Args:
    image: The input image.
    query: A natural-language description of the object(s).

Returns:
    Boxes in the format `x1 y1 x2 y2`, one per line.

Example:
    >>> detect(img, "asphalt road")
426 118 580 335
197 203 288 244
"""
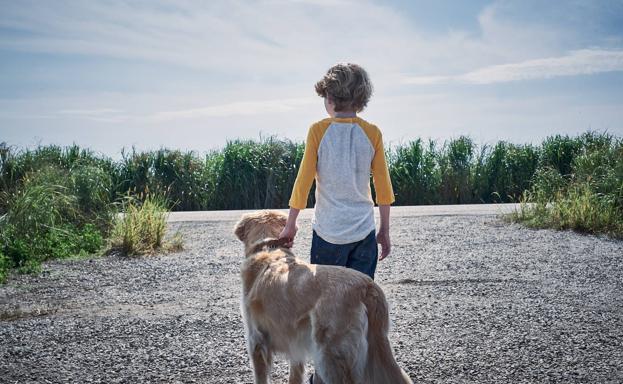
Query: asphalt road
166 203 522 222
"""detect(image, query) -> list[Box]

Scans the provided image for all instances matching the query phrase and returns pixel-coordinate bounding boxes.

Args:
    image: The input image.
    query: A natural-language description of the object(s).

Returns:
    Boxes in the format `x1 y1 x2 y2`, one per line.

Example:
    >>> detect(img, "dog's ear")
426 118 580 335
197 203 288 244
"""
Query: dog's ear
235 211 287 242
234 216 250 241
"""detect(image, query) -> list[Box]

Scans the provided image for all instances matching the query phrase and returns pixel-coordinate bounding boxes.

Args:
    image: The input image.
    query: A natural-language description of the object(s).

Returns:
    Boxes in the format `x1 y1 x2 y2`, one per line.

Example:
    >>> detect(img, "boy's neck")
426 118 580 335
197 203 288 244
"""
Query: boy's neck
333 111 357 118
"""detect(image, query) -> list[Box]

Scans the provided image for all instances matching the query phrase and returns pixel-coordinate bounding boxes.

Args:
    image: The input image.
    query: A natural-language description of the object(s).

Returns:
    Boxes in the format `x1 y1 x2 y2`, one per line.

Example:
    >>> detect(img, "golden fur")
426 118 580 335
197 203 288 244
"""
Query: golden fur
234 210 412 384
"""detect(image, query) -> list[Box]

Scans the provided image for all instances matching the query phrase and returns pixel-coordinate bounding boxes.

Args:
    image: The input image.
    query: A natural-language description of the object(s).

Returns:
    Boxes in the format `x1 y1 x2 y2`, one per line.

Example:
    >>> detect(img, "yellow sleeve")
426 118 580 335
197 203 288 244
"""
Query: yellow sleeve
370 130 395 205
289 124 321 209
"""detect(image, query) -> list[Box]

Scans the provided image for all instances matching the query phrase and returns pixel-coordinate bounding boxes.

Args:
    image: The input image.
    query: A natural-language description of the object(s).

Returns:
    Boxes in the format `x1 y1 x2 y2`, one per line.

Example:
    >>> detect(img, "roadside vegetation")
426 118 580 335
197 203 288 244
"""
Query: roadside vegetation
110 194 183 256
510 133 622 238
0 144 183 283
1 131 621 282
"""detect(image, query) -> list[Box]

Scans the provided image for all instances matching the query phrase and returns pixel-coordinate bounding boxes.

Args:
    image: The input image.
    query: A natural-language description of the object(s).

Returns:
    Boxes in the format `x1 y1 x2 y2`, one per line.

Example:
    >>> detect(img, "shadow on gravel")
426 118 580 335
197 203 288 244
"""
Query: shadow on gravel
392 278 528 286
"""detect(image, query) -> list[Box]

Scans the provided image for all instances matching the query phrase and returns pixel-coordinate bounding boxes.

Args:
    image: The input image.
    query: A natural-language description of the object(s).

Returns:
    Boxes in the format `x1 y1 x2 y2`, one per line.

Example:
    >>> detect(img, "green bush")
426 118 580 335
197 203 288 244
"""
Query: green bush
0 250 9 284
78 224 105 253
512 133 623 238
0 166 107 275
109 195 182 256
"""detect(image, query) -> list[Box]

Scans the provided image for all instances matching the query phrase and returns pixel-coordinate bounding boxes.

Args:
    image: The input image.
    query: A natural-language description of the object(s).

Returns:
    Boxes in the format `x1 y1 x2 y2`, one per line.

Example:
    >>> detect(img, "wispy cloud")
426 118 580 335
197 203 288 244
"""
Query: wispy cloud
151 97 316 121
57 108 122 116
403 49 623 85
0 0 413 75
56 108 127 123
42 98 317 123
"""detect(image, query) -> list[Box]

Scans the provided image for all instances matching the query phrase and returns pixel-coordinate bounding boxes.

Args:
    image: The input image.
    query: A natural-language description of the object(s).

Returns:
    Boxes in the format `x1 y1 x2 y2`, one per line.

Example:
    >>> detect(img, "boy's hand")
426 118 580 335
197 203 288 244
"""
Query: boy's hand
376 229 391 260
279 208 300 248
278 224 297 248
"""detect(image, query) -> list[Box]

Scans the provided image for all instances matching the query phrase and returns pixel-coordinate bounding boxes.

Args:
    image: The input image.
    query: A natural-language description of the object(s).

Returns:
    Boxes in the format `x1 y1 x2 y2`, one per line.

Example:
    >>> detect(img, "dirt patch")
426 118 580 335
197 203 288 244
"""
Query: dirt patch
0 305 58 321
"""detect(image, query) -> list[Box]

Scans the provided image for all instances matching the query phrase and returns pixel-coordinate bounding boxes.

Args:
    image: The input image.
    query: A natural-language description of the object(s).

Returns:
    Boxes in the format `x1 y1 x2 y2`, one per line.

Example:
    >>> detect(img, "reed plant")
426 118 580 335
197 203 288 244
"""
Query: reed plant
539 134 584 176
0 144 115 190
207 137 304 209
388 136 541 205
117 148 211 211
438 136 475 204
479 142 539 202
109 194 182 256
389 139 440 205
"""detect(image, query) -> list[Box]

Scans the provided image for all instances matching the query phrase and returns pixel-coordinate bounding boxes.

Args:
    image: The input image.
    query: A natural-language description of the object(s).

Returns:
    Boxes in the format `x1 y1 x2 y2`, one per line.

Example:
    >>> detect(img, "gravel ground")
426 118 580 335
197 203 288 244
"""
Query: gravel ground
1 207 622 383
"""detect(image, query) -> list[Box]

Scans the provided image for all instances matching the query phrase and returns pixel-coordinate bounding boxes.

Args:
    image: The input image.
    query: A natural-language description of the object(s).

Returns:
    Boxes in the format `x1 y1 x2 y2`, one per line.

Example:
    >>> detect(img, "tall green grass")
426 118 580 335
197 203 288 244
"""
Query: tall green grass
109 194 182 256
2 133 619 212
207 138 304 209
388 136 540 205
0 167 105 275
110 138 306 210
0 131 620 282
512 133 623 237
117 148 211 211
389 139 439 205
0 250 9 284
0 144 174 281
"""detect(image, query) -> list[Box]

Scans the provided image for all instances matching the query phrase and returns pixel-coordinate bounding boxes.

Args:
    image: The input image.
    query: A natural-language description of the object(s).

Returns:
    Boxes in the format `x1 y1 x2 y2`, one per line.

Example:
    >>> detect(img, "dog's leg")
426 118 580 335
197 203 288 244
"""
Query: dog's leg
315 353 356 384
288 361 304 384
311 306 367 384
312 373 325 384
250 341 272 384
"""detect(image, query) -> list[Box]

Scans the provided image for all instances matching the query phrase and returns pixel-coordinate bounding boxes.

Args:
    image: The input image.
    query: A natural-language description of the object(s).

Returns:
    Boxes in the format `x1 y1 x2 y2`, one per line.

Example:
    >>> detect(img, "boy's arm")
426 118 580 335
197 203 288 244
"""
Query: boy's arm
280 124 320 247
288 124 320 210
377 204 391 260
370 131 395 206
371 130 394 260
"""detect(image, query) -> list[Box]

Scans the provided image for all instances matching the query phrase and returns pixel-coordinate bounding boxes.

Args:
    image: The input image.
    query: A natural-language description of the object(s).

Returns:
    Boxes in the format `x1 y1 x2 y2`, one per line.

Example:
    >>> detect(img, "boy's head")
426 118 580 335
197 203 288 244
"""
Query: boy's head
315 63 373 114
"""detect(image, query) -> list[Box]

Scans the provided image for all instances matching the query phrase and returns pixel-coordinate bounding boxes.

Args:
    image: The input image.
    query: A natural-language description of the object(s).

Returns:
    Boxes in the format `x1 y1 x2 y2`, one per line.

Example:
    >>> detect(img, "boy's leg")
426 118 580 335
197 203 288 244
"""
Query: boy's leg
310 230 349 267
345 230 378 280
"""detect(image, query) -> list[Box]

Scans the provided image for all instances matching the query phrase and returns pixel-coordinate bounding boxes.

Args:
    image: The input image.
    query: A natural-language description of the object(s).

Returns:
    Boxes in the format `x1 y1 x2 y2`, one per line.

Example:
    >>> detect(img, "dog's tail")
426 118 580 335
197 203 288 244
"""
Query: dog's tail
363 283 413 384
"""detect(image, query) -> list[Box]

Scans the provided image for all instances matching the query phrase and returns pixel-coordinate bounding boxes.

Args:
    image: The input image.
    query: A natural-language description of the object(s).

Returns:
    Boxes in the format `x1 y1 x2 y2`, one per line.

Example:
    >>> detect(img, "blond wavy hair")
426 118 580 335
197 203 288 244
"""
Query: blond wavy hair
315 63 373 113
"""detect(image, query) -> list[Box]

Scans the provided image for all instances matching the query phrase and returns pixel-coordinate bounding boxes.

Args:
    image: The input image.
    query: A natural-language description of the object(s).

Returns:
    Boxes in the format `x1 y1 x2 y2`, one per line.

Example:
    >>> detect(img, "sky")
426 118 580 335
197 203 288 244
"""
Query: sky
1 0 622 157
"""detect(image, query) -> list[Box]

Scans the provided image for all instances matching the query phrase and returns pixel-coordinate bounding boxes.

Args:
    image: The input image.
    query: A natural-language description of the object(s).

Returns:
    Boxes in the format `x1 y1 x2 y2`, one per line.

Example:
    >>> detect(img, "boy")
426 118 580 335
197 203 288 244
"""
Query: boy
278 63 394 280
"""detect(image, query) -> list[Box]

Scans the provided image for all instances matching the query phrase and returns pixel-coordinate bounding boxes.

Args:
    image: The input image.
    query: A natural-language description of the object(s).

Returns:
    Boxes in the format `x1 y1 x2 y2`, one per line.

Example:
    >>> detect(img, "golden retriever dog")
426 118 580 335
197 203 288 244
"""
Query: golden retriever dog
234 210 412 384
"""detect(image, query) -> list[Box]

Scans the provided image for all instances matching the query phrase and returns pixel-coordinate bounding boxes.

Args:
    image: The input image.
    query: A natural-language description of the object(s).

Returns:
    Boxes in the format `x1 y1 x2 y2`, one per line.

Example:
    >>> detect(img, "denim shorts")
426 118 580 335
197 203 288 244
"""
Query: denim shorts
310 230 378 280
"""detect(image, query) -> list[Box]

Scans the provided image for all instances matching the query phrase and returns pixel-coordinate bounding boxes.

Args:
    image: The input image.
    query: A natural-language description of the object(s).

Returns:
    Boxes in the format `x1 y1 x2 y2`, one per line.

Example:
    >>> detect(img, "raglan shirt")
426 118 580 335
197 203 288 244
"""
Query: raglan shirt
289 117 395 244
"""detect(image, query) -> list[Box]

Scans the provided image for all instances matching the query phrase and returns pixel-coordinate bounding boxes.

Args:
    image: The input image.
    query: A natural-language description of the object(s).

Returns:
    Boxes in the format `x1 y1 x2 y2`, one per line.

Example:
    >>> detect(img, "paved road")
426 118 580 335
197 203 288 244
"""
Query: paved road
167 203 522 222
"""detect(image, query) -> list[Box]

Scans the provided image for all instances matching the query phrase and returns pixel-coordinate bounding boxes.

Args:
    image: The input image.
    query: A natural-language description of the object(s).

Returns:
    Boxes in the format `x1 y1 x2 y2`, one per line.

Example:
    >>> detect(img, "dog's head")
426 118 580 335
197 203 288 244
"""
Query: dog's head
234 210 288 254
